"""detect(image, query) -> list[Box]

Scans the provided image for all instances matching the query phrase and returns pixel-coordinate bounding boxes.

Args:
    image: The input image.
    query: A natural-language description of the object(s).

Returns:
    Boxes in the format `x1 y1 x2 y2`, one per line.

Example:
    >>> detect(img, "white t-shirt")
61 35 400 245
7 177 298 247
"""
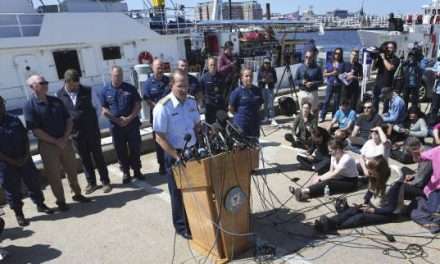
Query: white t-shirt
331 153 359 178
360 139 390 159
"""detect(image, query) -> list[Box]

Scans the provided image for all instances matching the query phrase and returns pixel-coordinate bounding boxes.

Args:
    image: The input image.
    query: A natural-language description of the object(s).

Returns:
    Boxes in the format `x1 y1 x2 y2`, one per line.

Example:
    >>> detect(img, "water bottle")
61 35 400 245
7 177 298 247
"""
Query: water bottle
324 185 330 200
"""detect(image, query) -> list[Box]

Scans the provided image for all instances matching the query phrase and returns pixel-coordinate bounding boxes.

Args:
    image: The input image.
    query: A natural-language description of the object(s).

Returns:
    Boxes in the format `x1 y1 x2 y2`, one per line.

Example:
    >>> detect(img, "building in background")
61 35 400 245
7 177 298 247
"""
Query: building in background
195 1 263 21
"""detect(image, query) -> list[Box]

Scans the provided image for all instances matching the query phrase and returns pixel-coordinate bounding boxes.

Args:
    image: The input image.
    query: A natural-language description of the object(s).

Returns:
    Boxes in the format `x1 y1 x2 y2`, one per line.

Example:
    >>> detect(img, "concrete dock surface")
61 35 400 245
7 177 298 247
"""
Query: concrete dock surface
1 118 439 264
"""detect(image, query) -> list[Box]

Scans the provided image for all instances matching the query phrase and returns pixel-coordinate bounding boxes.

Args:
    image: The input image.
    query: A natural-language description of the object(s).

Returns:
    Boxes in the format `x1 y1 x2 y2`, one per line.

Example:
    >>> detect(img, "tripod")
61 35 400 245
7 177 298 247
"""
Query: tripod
273 64 300 118
260 64 299 137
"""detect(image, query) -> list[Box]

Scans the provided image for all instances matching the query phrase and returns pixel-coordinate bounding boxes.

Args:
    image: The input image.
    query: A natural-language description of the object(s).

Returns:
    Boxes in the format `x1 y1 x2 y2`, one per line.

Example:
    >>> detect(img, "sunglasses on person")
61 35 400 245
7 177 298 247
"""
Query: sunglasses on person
38 81 49 85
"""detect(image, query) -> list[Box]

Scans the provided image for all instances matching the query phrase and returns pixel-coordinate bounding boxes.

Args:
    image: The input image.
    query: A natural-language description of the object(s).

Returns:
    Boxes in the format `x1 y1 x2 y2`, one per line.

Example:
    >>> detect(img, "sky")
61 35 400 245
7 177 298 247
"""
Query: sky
32 0 429 16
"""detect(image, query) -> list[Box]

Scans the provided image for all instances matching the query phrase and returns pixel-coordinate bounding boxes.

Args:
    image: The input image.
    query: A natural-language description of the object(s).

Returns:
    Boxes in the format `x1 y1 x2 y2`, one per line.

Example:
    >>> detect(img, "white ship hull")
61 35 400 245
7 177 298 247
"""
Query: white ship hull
0 12 188 112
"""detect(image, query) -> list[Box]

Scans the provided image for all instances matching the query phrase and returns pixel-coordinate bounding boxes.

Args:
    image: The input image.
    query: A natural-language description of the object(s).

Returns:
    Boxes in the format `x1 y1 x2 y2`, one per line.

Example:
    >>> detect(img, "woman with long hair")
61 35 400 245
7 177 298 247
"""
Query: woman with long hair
320 47 345 122
292 139 359 201
315 155 405 232
294 126 331 175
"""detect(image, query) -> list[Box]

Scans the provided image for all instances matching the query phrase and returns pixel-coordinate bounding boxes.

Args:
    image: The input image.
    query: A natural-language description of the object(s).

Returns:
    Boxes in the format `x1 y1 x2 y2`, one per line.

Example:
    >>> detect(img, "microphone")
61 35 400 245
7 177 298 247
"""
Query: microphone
216 110 228 125
181 133 192 161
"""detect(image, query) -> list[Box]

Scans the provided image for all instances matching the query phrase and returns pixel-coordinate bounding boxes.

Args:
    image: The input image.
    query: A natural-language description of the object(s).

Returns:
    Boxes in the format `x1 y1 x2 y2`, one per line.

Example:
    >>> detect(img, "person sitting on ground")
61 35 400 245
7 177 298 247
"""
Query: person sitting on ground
396 138 432 202
390 136 426 164
285 101 317 149
391 106 428 143
431 122 440 145
358 126 391 177
418 146 440 198
314 155 405 233
328 99 357 134
295 127 331 175
334 129 354 152
380 87 406 134
350 101 383 147
292 139 359 202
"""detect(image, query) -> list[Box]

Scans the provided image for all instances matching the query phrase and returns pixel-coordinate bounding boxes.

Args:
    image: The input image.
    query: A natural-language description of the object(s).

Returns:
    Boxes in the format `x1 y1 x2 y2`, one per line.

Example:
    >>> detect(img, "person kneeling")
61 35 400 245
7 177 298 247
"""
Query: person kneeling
314 155 405 233
292 139 358 201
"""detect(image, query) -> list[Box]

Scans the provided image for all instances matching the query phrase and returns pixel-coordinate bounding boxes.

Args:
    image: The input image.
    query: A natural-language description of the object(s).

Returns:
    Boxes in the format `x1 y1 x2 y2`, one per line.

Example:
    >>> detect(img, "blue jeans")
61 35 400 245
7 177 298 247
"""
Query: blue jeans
263 88 274 119
320 84 342 120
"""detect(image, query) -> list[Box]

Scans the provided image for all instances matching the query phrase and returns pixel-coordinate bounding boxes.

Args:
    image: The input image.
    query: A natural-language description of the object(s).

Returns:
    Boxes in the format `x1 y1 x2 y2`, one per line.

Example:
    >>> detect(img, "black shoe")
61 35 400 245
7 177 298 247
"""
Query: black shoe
159 165 166 175
102 184 112 193
37 204 54 214
84 184 99 195
134 171 145 181
15 214 29 227
178 231 192 240
122 173 131 184
56 201 69 212
72 194 91 203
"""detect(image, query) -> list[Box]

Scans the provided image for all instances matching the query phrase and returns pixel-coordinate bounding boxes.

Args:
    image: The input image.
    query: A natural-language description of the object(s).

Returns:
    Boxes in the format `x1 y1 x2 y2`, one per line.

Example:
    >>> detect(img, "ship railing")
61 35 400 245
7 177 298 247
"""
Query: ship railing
0 13 44 38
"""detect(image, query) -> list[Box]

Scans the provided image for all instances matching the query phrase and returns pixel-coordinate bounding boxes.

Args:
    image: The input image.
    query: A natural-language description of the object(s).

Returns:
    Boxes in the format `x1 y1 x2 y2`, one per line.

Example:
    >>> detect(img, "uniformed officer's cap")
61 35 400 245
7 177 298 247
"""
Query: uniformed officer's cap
64 69 80 82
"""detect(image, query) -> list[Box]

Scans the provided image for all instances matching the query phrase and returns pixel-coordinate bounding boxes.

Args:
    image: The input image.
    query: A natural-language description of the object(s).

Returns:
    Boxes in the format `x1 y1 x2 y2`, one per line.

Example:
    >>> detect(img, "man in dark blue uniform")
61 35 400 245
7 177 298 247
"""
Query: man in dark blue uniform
143 59 169 175
229 68 264 138
24 75 90 212
177 59 201 99
200 57 225 124
0 96 53 226
100 66 143 184
57 69 111 194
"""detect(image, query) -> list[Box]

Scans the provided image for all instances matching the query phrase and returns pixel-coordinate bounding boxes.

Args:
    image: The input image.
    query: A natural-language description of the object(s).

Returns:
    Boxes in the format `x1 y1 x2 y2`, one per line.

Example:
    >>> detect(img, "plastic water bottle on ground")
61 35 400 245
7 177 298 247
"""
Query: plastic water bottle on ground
324 185 330 200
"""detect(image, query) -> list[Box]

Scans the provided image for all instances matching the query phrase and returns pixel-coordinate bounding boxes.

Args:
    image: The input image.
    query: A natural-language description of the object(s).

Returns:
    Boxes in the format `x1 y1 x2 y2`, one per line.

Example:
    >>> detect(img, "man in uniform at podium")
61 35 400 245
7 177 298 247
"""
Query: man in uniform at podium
153 69 201 239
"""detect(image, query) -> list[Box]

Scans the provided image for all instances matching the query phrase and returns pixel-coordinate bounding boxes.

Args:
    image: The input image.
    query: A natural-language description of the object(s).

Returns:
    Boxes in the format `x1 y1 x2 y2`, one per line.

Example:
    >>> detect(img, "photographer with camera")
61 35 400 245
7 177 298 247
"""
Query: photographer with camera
372 41 400 113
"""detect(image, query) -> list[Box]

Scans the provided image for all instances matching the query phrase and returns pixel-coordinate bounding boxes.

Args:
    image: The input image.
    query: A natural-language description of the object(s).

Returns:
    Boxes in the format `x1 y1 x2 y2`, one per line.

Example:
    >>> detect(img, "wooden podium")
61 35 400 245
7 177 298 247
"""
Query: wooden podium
173 148 259 263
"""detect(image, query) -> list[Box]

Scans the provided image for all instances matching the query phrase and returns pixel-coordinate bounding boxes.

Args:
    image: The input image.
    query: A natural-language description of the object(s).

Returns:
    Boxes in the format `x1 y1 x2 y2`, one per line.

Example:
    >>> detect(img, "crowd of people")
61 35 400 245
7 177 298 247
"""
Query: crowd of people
1 40 440 241
284 41 440 233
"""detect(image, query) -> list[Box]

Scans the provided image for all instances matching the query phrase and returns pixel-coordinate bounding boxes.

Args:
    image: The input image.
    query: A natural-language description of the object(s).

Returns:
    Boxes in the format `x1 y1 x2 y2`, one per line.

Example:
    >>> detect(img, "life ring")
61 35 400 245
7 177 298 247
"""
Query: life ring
138 51 153 64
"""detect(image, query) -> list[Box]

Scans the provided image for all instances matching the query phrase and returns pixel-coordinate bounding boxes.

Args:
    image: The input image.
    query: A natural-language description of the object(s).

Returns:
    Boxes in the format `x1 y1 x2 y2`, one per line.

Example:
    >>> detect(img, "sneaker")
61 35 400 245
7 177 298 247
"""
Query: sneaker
72 195 91 203
122 173 131 184
102 184 112 193
15 214 29 227
56 201 69 212
295 188 308 202
37 204 54 214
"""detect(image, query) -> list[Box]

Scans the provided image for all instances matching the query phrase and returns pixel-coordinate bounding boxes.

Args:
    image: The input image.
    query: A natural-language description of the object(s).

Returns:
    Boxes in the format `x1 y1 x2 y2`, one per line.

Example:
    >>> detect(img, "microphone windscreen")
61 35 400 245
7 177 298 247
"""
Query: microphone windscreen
216 110 228 122
184 133 192 141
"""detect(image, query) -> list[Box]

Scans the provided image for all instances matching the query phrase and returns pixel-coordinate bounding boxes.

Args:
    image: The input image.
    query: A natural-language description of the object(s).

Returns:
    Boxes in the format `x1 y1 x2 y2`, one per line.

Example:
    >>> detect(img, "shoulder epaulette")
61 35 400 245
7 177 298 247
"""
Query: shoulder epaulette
157 94 173 105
